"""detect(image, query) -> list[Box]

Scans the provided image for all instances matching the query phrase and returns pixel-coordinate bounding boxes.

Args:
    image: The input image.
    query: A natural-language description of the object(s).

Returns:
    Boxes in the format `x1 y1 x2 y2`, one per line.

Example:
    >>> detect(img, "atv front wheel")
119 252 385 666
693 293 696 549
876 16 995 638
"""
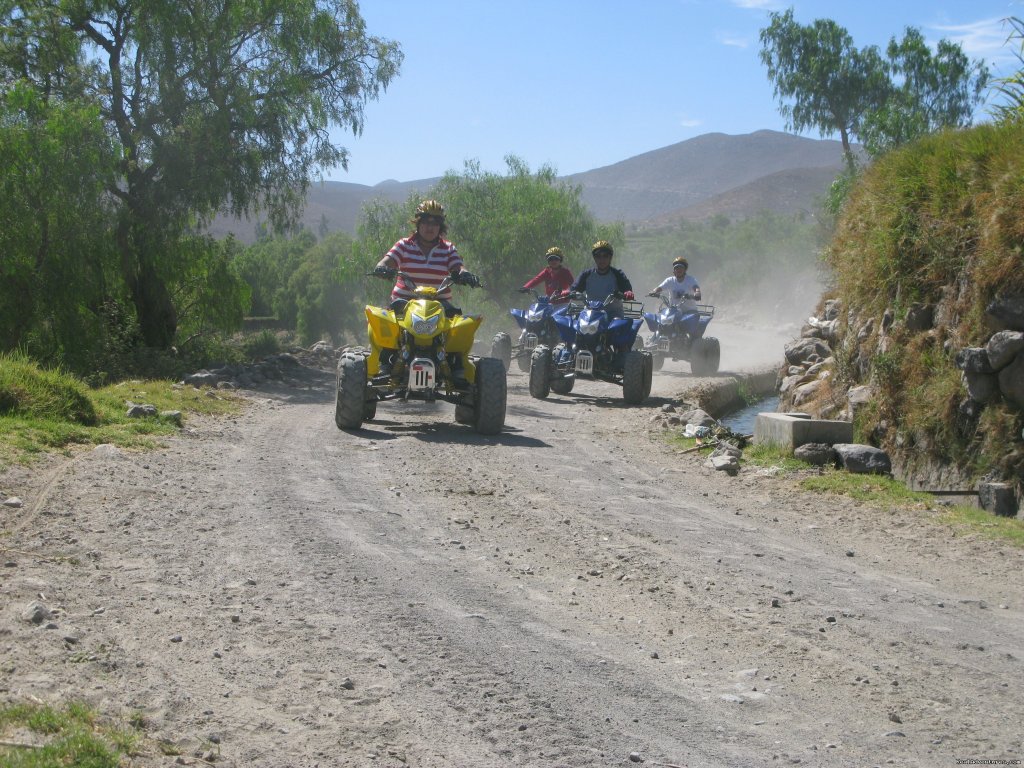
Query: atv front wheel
473 357 507 434
529 345 552 399
622 350 652 405
490 332 512 372
335 352 368 429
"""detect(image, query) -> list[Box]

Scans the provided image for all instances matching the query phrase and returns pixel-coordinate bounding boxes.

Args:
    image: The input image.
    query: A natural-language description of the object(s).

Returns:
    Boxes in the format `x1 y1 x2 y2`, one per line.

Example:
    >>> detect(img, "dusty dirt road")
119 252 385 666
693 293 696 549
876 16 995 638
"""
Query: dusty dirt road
1 321 1022 767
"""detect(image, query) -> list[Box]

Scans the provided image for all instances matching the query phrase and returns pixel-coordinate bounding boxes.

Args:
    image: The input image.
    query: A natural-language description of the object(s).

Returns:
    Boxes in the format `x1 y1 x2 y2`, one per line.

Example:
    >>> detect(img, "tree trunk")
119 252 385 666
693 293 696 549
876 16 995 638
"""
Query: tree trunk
118 219 178 348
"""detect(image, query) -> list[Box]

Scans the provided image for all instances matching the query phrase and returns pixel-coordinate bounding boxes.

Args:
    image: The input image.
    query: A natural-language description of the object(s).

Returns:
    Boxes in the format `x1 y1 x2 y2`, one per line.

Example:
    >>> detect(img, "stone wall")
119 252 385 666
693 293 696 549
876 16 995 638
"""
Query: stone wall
775 294 1024 510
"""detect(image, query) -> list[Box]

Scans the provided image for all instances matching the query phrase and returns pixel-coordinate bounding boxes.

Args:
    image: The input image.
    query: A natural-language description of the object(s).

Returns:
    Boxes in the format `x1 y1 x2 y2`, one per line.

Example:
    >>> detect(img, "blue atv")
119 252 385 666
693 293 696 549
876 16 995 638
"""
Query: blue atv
528 292 653 404
642 293 720 374
490 290 569 372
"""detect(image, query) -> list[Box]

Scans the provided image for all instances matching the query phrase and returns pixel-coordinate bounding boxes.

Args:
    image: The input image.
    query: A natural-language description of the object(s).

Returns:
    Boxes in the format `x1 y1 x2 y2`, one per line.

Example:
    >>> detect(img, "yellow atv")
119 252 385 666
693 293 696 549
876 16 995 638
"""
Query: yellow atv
335 270 507 434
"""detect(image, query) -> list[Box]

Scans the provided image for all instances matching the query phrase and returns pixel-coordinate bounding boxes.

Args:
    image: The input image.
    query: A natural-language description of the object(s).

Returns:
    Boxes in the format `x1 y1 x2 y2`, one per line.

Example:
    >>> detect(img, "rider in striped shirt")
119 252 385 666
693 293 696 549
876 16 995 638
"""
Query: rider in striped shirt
373 199 478 318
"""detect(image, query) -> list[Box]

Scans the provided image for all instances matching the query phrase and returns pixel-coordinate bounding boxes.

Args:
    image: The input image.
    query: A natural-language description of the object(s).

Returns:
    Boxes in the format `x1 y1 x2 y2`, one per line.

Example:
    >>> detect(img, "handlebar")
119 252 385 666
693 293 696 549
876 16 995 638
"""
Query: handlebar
367 268 482 290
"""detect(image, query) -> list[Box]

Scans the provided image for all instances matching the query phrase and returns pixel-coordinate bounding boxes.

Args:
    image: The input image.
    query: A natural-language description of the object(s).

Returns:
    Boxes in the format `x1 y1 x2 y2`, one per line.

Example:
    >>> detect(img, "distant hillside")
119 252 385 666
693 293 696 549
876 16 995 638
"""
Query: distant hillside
209 130 851 242
644 166 840 228
565 130 848 222
207 177 439 242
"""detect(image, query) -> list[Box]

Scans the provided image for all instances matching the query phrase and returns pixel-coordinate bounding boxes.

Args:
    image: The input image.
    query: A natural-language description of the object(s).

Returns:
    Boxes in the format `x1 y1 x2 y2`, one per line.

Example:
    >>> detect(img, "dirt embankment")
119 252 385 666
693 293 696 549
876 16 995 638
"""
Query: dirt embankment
1 321 1021 767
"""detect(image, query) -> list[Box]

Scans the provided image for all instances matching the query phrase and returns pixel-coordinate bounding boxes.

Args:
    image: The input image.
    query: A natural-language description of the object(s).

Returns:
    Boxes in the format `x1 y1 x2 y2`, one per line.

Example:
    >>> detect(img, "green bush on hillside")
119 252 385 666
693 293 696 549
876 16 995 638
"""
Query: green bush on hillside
0 352 97 425
826 121 1024 480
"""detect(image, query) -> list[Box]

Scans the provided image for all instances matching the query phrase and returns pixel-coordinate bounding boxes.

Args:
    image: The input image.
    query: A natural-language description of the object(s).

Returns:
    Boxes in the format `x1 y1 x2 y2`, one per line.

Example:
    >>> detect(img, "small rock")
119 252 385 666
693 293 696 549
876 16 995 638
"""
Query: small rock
340 678 355 690
2 497 23 508
22 601 52 625
629 752 643 763
170 635 183 643
888 712 902 724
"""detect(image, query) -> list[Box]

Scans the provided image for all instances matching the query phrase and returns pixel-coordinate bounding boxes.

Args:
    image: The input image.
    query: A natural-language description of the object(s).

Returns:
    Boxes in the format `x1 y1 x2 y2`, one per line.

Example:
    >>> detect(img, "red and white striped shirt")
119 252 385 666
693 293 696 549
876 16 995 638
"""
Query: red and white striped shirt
386 236 464 301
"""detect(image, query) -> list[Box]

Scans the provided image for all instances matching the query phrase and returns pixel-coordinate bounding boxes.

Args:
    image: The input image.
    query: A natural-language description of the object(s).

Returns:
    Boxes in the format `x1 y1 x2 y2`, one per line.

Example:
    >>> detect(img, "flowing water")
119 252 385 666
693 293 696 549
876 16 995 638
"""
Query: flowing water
721 395 780 435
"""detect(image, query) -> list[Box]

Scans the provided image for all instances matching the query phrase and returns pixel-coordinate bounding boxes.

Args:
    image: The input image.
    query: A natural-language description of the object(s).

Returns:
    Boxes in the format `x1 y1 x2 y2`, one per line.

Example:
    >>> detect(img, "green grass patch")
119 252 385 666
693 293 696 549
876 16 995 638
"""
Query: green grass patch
937 504 1024 547
0 351 97 425
799 469 936 506
742 443 816 472
0 355 242 466
0 701 141 766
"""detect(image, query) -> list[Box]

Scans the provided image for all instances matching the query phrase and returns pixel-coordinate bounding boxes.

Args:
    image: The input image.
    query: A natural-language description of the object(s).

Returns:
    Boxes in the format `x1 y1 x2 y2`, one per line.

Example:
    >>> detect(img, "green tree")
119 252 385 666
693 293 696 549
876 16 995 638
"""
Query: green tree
760 10 986 168
1 0 402 347
0 83 118 365
859 27 988 156
431 157 601 307
759 9 888 169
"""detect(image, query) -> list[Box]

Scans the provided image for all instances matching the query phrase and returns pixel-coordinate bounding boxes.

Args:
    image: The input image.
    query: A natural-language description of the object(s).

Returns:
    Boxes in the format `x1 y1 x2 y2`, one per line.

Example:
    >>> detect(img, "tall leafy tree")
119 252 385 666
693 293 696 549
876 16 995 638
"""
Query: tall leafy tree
759 9 888 169
0 83 117 360
860 27 989 156
1 0 402 347
430 157 602 307
760 10 987 168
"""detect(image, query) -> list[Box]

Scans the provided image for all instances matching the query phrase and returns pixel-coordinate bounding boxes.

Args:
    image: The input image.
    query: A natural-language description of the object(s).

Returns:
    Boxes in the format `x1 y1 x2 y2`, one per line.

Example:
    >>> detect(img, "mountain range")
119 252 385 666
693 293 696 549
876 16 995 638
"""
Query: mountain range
209 129 850 242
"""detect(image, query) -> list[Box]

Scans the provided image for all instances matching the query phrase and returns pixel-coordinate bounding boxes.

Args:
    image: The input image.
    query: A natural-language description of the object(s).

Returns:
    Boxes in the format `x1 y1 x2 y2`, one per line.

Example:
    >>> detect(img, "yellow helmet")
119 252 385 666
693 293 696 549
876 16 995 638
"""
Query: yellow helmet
672 256 689 269
545 246 564 261
411 199 447 234
414 199 445 220
592 240 613 257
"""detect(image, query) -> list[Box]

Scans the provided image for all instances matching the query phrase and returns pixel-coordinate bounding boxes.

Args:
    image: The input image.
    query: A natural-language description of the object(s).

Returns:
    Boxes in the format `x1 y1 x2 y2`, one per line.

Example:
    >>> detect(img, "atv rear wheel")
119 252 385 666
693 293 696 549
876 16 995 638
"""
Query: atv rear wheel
622 350 652 405
550 376 574 395
691 337 721 376
651 352 665 371
472 357 507 435
529 345 552 399
335 352 367 429
490 332 512 372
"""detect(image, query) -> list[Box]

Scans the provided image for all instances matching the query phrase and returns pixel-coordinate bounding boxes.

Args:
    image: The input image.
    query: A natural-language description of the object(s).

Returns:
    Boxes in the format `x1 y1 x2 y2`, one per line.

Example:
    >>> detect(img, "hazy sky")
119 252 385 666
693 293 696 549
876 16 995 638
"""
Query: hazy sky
325 0 1024 186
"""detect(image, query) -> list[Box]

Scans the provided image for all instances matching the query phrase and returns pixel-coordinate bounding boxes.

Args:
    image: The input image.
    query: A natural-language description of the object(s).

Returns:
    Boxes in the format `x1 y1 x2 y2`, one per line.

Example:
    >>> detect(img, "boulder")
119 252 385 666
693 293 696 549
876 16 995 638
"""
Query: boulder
963 370 1001 404
784 338 831 366
679 408 717 428
823 299 842 321
794 442 835 466
847 385 874 416
905 303 935 332
833 444 892 475
985 295 1024 332
954 348 994 374
978 482 1019 518
185 371 221 387
793 379 824 407
998 353 1024 410
986 331 1024 371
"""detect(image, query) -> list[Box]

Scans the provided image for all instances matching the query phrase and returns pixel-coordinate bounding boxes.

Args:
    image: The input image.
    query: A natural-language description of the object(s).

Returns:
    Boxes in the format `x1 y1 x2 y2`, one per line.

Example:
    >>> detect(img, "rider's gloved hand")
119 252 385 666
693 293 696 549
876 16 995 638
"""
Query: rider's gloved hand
457 270 480 287
373 265 395 279
623 291 635 300
518 286 531 294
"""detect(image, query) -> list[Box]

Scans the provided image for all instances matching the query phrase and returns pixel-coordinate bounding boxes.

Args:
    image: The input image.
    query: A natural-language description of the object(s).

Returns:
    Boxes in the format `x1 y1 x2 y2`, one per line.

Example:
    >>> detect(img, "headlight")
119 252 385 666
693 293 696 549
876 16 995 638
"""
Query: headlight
411 313 440 335
579 317 601 335
527 309 544 322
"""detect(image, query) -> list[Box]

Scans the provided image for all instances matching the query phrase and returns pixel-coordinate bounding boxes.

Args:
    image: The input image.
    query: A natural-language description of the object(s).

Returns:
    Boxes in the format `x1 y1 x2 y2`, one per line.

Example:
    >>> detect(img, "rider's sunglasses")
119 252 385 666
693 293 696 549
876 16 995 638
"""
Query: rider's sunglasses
418 215 443 226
